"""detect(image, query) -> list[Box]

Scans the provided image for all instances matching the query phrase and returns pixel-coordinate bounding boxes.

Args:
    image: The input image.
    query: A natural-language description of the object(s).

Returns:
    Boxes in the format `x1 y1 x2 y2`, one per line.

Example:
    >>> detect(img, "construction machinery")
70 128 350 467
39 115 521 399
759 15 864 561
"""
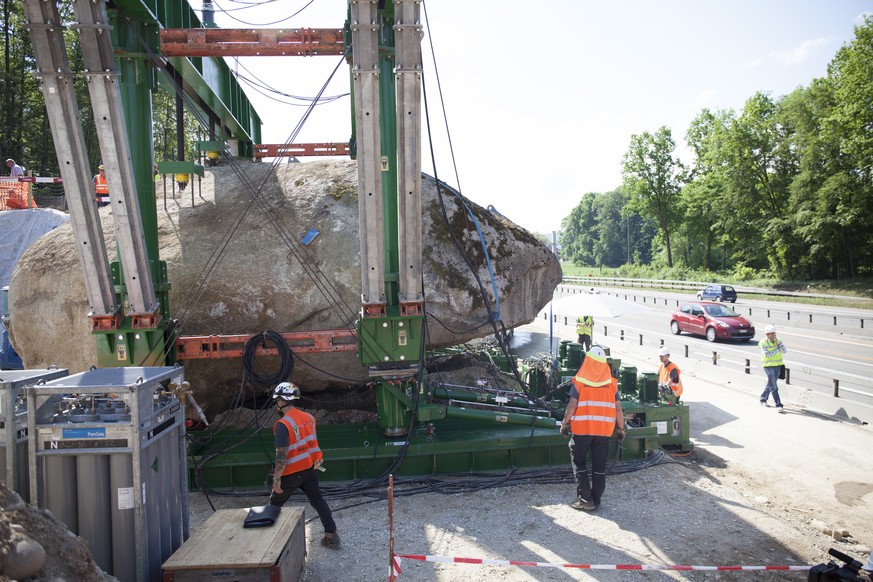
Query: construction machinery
19 0 691 506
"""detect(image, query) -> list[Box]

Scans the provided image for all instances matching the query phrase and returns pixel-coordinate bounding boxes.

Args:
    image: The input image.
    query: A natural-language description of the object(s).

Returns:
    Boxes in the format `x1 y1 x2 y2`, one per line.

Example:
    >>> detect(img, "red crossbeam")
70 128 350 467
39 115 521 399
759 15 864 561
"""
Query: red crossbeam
160 28 345 57
254 142 350 158
176 329 357 360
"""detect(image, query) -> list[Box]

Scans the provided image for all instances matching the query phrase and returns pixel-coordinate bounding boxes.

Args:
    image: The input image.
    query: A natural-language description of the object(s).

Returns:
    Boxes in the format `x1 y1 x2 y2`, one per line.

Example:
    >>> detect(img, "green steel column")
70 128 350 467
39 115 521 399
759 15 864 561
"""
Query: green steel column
111 16 171 326
98 13 171 367
375 382 410 437
378 10 399 309
111 15 159 264
353 2 423 369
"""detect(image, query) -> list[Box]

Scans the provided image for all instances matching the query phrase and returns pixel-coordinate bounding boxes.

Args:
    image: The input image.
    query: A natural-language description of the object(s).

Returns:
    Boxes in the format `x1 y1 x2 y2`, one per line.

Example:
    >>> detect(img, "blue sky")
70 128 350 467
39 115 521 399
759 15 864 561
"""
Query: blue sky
206 0 871 234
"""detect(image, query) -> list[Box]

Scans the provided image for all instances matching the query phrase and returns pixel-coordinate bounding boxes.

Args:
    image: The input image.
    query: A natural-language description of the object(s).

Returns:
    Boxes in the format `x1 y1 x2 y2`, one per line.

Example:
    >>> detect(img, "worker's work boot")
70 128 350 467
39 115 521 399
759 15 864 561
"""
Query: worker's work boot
321 532 341 549
570 498 595 511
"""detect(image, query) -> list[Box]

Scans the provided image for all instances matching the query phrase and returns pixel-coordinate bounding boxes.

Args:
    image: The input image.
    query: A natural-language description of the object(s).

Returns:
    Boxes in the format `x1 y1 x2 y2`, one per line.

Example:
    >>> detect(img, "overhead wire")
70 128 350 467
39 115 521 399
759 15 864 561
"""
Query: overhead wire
236 72 347 106
231 58 348 105
206 0 315 25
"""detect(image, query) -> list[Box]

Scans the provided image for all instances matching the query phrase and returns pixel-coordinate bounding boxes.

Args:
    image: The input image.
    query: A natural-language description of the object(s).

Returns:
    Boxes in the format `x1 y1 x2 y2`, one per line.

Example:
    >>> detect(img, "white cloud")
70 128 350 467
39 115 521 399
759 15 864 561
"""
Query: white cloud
768 37 831 65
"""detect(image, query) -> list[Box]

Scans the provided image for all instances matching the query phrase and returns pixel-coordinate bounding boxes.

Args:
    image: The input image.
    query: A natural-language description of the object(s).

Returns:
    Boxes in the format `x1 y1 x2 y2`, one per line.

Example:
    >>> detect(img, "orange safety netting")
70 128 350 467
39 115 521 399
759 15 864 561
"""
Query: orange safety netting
0 182 38 210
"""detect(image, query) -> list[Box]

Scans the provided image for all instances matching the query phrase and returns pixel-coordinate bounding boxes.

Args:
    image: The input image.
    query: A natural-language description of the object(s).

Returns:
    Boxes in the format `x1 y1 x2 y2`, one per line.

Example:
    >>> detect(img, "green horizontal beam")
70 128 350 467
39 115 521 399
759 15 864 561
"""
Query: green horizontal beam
111 0 262 150
156 160 205 178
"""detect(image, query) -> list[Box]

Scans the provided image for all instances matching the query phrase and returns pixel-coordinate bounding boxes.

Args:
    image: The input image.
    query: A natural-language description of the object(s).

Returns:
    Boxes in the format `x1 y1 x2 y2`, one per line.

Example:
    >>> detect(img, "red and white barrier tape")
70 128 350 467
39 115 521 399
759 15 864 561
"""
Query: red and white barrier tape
0 177 63 183
392 554 811 575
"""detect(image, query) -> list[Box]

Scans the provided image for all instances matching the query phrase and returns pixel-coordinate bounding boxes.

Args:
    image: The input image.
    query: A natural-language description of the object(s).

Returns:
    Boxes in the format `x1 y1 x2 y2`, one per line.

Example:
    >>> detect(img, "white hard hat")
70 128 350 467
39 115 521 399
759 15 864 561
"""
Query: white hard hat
765 325 777 334
658 346 670 356
272 381 300 401
587 345 606 358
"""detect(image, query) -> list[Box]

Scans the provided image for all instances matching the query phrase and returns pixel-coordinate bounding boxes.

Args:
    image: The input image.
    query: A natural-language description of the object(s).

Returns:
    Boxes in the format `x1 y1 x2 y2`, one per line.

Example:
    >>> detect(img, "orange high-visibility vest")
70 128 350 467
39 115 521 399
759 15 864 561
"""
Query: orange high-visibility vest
658 361 683 397
570 354 618 437
95 174 109 203
273 407 323 476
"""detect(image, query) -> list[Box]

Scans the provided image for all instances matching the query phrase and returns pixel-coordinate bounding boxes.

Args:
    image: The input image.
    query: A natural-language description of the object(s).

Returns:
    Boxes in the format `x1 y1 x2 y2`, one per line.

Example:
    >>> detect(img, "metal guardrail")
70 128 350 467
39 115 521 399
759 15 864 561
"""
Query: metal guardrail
562 275 867 301
553 284 873 336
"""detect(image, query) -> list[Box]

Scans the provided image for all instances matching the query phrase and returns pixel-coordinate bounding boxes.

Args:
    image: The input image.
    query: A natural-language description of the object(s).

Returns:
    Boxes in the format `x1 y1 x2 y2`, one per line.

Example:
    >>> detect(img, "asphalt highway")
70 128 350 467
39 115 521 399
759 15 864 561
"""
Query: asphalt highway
525 286 873 419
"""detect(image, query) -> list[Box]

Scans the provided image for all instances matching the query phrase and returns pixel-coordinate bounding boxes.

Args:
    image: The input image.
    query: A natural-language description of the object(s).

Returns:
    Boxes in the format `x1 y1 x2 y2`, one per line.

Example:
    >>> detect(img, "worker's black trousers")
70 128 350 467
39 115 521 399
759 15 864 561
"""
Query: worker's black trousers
569 434 610 505
269 467 337 533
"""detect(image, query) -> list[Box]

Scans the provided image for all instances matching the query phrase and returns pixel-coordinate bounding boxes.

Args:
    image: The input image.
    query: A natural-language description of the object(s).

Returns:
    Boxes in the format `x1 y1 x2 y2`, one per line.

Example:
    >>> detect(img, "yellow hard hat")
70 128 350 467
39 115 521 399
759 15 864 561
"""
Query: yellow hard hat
98 164 105 170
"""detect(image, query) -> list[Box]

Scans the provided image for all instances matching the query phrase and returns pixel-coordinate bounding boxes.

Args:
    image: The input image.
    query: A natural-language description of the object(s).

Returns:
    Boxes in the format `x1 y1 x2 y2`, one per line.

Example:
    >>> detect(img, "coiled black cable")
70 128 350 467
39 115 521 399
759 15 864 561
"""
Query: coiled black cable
242 331 294 389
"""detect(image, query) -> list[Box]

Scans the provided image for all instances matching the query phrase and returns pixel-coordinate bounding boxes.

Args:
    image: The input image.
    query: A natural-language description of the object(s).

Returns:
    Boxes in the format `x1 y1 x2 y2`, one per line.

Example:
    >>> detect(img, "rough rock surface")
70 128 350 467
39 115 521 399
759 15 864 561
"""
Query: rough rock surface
8 161 560 416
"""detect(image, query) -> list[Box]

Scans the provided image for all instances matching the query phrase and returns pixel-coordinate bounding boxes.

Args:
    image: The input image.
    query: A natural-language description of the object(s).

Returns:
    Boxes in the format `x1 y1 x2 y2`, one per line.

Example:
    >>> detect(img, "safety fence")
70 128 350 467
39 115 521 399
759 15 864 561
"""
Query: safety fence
0 181 37 210
31 184 66 210
0 177 67 211
554 284 873 337
540 310 873 414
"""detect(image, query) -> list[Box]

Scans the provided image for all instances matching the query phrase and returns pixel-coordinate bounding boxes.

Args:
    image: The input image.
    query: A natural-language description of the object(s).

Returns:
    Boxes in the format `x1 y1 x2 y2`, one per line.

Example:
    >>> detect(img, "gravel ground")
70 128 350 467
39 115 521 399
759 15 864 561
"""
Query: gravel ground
188 448 856 582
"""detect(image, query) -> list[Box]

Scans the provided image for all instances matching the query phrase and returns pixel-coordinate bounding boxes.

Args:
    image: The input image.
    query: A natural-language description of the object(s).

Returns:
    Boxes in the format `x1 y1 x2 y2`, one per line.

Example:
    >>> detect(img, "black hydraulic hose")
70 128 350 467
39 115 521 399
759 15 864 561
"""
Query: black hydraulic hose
242 331 294 389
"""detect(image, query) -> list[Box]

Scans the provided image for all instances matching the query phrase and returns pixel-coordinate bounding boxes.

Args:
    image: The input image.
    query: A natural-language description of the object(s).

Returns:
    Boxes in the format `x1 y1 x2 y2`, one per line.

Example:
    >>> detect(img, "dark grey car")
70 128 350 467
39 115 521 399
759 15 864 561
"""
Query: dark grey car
696 284 737 303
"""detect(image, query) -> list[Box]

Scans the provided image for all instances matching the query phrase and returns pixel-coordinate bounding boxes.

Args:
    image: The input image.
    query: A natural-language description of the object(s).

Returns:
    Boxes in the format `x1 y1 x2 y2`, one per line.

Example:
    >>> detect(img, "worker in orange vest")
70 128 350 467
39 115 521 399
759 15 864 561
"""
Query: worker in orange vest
94 164 109 207
657 346 683 404
269 382 340 549
560 346 625 511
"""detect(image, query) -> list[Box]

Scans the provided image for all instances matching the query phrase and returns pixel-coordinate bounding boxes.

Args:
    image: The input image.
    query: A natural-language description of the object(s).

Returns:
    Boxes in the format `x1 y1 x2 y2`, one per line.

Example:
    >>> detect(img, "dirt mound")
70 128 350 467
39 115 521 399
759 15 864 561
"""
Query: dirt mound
0 483 115 581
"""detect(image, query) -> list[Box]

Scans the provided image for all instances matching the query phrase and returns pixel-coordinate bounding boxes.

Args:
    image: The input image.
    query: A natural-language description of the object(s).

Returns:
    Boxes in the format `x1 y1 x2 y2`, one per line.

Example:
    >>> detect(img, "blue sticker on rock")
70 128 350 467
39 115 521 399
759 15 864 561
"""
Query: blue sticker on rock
301 229 320 245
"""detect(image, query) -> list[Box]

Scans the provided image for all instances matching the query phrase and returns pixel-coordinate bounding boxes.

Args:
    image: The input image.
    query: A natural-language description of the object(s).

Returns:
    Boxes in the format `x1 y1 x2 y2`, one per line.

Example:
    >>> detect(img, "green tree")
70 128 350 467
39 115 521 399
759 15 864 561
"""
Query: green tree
592 189 631 269
152 85 203 165
1 0 30 165
682 108 737 270
621 127 685 267
828 14 873 179
560 193 597 265
784 16 873 278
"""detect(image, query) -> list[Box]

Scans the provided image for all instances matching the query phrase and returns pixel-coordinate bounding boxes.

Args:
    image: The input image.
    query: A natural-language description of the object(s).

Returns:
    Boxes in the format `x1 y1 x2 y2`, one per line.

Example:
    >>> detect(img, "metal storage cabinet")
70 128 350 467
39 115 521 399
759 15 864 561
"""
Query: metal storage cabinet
0 368 68 501
27 366 188 582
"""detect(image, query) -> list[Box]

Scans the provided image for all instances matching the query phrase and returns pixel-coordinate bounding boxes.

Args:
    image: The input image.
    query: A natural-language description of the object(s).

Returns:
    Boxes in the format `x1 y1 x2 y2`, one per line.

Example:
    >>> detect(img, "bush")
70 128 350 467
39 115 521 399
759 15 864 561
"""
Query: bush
731 265 757 282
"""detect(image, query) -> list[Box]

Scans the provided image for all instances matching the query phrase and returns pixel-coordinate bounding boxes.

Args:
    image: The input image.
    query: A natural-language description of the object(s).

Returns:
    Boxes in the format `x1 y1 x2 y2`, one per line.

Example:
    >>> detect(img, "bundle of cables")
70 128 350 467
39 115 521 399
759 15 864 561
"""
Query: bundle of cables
242 330 295 389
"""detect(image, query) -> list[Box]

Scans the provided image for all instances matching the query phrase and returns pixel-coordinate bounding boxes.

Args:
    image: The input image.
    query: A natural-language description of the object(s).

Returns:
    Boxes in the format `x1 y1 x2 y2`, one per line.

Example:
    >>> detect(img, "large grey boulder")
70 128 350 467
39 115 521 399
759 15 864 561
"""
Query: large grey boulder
8 160 560 416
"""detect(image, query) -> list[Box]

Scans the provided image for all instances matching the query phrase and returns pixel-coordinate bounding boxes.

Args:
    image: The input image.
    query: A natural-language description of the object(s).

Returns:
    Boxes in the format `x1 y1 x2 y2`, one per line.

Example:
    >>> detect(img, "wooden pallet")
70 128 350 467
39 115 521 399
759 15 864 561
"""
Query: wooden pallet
162 507 305 581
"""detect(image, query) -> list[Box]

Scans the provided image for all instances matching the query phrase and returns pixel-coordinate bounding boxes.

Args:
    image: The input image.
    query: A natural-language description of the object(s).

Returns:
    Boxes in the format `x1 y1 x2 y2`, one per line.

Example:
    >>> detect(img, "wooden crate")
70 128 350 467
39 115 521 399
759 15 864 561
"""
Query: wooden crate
162 507 305 581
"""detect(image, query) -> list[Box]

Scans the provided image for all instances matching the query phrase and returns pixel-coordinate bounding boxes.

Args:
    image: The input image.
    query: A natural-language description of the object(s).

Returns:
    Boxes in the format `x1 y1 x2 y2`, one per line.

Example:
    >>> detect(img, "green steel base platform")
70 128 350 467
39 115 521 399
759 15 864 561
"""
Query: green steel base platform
187 402 691 491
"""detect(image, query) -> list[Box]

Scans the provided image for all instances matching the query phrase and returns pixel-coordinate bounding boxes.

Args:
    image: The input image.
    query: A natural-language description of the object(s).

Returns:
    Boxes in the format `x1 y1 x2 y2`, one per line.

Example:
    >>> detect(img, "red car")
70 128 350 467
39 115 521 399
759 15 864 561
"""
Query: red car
670 301 755 342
